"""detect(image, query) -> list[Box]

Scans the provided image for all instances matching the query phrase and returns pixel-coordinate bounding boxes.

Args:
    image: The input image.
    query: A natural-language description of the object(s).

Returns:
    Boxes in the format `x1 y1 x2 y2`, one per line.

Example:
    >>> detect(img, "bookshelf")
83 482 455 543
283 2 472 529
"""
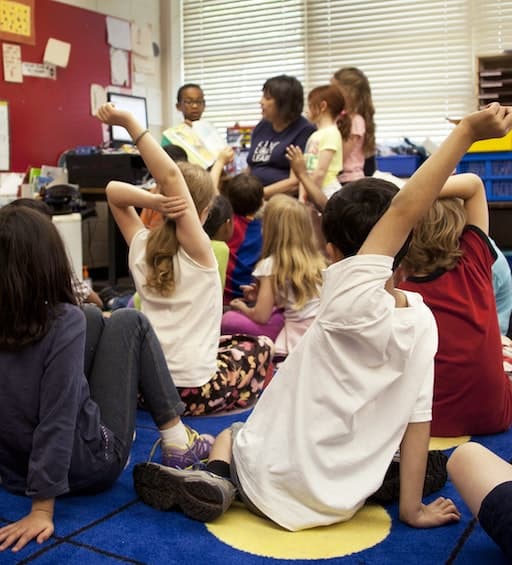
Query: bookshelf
478 54 512 108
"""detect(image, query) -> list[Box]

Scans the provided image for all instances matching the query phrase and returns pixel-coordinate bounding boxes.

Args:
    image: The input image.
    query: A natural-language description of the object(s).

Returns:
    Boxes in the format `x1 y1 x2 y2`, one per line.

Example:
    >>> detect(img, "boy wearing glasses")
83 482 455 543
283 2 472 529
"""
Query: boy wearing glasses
162 83 229 169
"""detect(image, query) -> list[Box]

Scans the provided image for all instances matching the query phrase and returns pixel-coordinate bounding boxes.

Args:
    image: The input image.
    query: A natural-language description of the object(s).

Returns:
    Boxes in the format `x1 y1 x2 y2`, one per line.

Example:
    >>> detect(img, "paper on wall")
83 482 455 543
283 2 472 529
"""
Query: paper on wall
22 62 56 79
110 48 129 87
90 84 107 116
132 53 155 75
131 22 153 57
43 38 71 68
2 43 22 83
106 16 131 51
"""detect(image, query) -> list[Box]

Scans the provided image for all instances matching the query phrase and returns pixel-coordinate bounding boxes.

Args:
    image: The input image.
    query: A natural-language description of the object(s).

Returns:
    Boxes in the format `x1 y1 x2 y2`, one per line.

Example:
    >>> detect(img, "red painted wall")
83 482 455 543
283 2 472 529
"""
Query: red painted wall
0 0 111 171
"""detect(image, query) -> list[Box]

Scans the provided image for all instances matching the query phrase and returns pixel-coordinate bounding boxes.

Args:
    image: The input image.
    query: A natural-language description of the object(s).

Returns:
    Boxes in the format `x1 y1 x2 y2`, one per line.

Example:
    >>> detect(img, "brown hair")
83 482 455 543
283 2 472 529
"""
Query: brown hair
332 67 376 156
145 162 214 296
308 85 345 120
401 198 466 276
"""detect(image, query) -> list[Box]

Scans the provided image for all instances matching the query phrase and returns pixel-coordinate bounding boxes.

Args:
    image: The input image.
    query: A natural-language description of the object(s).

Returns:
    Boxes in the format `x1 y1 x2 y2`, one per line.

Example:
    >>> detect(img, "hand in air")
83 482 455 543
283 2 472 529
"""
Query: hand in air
95 102 130 127
153 194 188 219
401 497 461 529
464 103 512 142
285 145 307 177
218 146 235 164
0 512 54 552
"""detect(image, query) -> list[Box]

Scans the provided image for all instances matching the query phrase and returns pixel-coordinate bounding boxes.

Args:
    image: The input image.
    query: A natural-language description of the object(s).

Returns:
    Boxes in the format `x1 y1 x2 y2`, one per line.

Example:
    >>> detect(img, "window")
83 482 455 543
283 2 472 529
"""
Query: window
182 0 512 144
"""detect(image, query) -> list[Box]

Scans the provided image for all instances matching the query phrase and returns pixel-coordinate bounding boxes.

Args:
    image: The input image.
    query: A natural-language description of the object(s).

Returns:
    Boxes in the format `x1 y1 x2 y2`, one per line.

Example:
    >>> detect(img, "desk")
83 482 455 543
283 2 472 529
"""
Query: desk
80 187 129 285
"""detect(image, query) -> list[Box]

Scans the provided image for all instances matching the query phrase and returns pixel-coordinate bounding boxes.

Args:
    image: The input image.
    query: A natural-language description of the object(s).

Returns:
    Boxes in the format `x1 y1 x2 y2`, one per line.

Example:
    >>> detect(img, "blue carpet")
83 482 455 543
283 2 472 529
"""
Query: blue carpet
1 409 511 564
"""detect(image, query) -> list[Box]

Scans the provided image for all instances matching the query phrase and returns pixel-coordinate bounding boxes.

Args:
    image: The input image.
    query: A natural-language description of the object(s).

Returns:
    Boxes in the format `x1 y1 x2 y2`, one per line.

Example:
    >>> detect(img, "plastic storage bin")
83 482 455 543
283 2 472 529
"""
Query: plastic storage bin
375 155 422 177
456 151 512 201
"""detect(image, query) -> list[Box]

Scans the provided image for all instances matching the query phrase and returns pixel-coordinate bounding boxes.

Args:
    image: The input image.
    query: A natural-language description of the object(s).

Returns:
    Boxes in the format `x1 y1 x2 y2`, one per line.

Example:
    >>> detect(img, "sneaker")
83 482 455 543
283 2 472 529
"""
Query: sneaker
161 426 215 469
368 450 448 504
133 462 236 522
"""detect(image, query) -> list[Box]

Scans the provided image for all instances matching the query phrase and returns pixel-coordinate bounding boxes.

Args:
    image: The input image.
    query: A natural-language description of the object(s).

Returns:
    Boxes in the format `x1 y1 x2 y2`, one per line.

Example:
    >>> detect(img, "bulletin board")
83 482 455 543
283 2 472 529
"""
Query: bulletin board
0 0 111 171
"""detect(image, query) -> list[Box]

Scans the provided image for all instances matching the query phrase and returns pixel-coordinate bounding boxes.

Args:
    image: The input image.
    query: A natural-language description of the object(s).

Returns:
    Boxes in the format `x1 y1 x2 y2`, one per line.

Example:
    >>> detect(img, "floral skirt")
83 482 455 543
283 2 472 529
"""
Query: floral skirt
178 334 274 416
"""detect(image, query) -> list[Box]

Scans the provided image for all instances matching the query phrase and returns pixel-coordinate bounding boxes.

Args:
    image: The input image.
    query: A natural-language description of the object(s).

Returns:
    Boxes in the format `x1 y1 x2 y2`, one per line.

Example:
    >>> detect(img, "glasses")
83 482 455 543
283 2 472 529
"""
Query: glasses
182 99 205 106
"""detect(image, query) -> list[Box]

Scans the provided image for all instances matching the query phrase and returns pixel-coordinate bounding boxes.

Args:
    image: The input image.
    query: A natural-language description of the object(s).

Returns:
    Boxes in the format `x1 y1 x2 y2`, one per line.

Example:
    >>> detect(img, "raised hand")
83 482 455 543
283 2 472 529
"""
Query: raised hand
463 103 512 142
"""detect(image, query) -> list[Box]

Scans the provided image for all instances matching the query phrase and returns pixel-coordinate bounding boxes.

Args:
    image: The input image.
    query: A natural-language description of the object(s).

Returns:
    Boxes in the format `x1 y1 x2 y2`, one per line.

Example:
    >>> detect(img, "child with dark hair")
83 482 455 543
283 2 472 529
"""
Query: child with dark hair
161 83 232 170
399 173 512 437
132 103 512 530
203 193 234 289
7 198 103 308
0 206 213 553
223 173 265 303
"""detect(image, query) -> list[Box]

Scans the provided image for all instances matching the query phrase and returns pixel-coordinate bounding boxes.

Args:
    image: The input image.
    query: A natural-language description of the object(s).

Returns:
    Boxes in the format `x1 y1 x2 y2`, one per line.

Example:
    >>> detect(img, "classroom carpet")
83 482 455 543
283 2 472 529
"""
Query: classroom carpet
1 409 511 565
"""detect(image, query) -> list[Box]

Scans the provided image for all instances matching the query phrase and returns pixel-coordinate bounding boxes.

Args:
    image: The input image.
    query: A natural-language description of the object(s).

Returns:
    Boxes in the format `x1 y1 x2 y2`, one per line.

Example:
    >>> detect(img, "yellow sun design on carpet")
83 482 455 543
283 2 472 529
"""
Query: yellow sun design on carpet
207 502 391 559
429 436 470 450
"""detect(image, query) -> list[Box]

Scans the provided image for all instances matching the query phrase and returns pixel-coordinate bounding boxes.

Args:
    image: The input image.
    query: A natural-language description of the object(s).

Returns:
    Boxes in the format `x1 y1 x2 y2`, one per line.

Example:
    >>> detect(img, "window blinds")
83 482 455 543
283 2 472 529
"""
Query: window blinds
182 0 512 144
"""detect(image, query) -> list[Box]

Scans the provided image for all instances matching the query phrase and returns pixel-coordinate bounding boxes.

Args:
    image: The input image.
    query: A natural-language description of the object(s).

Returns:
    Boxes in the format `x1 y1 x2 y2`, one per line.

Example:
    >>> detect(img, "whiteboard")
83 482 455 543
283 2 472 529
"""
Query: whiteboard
0 101 9 171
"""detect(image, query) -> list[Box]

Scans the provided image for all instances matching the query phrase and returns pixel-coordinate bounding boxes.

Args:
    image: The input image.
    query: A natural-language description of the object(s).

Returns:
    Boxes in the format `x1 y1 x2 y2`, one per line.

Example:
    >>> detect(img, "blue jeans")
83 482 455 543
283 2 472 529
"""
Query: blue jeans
83 305 185 469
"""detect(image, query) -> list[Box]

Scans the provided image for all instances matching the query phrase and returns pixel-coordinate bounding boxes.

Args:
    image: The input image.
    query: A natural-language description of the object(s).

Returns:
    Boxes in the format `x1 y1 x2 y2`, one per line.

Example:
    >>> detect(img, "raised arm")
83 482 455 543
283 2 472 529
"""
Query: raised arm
437 173 488 233
96 103 213 267
360 103 512 258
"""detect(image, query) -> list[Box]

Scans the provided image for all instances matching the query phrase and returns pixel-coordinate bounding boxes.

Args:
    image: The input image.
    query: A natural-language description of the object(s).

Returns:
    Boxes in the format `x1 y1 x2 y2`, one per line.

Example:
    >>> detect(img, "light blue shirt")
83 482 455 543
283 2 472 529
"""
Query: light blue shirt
490 238 512 335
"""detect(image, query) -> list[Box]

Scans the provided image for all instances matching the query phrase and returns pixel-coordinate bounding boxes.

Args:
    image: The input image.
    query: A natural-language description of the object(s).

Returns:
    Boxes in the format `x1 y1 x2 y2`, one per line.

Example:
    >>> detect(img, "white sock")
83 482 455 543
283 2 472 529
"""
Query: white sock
160 421 188 448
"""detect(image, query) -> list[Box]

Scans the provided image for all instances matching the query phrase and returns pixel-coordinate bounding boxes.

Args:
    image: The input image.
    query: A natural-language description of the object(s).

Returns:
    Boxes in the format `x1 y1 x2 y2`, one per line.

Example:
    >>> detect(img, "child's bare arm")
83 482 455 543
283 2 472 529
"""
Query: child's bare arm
230 276 275 324
399 421 460 528
106 181 188 245
210 146 234 193
437 173 488 234
360 103 512 259
96 103 213 266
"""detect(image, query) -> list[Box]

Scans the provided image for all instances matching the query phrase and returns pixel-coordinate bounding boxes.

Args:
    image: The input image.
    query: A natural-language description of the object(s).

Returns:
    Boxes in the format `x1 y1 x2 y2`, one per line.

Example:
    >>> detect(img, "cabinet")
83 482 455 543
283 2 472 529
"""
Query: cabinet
477 54 512 108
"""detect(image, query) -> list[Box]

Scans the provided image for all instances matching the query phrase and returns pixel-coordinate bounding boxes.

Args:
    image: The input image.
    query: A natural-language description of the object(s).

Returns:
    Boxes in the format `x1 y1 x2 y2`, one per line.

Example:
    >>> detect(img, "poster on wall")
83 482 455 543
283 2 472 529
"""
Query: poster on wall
0 100 9 171
0 0 36 46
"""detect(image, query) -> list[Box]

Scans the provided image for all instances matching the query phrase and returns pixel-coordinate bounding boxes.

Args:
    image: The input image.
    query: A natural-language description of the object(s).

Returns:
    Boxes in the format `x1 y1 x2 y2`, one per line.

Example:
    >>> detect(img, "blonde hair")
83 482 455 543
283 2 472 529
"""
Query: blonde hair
401 198 466 275
332 67 376 157
261 195 326 309
145 162 214 296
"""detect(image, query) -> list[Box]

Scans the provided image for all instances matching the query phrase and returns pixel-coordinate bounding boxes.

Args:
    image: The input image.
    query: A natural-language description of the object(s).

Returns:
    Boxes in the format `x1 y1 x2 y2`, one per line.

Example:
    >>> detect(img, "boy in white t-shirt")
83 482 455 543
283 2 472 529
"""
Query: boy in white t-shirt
133 104 512 531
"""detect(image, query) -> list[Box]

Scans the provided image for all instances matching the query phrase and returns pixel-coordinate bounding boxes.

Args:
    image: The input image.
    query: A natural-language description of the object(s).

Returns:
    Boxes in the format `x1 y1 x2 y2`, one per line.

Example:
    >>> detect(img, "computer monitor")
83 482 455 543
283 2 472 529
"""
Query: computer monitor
107 92 149 147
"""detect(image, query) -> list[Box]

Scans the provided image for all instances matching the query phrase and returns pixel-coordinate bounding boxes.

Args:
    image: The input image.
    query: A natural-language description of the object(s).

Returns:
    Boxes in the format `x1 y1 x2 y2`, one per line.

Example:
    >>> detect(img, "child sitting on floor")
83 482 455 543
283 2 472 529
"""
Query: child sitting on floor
399 172 512 437
203 193 234 289
131 101 512 531
222 194 325 356
0 206 212 553
223 173 265 304
96 104 274 417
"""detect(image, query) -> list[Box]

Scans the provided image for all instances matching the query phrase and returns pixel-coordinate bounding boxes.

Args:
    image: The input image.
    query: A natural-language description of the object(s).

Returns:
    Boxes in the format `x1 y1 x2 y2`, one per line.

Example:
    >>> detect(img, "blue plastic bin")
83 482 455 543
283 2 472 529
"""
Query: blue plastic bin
376 155 422 177
456 151 512 201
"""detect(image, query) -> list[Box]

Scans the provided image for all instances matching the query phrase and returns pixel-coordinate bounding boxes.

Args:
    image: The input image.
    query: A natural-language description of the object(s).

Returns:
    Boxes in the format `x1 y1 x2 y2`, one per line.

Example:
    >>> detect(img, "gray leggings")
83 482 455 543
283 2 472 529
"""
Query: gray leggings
83 305 185 470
